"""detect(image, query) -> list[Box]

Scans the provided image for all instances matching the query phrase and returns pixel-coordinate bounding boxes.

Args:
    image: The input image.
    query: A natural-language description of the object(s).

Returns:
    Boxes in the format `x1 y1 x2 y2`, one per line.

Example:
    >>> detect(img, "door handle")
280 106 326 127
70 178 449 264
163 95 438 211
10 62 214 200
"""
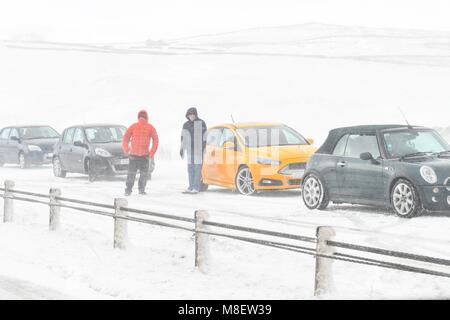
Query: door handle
337 161 347 168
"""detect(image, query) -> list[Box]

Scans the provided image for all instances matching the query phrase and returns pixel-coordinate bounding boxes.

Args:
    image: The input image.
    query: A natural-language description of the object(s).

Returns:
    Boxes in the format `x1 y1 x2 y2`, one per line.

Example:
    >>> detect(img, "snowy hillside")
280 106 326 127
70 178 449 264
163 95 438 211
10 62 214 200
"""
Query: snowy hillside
1 23 450 299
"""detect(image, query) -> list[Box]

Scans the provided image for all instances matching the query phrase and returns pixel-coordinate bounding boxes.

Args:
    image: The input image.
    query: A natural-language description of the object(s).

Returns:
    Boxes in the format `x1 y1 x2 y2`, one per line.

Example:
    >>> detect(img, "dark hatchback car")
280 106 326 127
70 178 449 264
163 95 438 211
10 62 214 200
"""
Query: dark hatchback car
53 124 155 181
302 125 450 218
0 126 60 168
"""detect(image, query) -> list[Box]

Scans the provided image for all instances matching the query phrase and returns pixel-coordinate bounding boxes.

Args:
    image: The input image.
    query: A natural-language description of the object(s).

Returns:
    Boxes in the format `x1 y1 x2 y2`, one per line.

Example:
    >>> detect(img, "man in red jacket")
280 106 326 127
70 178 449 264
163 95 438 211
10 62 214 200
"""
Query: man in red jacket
122 110 159 196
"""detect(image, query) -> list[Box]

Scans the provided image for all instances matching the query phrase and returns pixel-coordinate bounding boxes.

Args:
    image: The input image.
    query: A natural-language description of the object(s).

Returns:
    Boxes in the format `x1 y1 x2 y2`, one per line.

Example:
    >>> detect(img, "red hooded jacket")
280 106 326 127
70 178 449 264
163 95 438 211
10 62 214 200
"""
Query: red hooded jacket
122 110 159 157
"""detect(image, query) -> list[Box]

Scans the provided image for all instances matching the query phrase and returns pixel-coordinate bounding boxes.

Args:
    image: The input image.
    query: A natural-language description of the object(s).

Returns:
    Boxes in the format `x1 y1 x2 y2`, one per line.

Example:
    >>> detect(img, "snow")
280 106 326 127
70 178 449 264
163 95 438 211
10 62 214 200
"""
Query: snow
1 161 450 299
1 23 450 299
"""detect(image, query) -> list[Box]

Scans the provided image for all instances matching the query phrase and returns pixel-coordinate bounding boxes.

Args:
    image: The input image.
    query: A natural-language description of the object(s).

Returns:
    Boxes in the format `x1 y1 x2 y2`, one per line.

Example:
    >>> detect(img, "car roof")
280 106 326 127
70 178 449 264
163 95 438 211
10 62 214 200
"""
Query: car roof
316 124 428 154
3 125 55 129
210 122 285 130
65 124 126 129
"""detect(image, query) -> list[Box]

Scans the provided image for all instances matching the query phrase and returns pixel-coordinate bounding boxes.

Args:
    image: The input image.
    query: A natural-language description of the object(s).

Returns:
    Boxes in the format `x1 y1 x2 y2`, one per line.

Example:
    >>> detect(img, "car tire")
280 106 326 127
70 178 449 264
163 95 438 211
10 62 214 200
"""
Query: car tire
86 159 97 182
19 152 30 169
53 156 67 178
200 180 209 192
302 174 330 210
390 179 422 218
235 166 256 195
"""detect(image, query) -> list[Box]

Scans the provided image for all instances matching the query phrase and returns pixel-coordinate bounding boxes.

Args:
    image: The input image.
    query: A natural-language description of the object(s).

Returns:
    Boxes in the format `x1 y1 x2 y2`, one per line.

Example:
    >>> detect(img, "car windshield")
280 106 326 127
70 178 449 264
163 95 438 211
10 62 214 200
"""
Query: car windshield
383 129 450 158
236 126 308 147
85 126 126 143
19 126 60 139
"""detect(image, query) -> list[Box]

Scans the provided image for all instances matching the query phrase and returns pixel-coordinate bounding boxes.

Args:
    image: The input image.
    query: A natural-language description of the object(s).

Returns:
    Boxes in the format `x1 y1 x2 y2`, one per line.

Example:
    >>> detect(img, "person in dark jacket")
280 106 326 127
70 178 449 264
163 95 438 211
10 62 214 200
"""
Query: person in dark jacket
122 110 159 196
180 107 207 194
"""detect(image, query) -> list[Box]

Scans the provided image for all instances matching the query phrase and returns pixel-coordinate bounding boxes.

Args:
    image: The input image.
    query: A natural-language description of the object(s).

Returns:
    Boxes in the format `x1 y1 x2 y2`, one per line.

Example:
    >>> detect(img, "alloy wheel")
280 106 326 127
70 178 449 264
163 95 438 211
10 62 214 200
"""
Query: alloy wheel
303 176 322 208
392 183 415 216
53 157 62 177
19 153 27 169
236 167 255 195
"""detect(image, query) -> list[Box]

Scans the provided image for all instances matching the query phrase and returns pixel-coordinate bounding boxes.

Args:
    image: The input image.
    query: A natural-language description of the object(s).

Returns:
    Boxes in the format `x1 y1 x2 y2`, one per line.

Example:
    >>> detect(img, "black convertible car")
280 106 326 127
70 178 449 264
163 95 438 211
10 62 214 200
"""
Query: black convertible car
302 125 450 218
53 124 155 182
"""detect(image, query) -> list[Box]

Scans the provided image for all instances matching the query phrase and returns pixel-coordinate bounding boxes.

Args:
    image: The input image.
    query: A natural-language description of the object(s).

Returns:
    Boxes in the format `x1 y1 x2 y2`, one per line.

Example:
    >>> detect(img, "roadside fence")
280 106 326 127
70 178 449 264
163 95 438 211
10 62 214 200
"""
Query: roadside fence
1 179 450 296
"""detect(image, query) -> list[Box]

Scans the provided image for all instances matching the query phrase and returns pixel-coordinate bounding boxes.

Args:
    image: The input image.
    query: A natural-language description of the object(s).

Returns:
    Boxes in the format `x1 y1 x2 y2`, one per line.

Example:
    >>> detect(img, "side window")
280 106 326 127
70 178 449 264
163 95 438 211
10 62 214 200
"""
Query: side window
220 129 236 147
0 128 11 140
345 134 380 158
63 128 75 144
333 134 348 156
73 128 85 143
9 128 19 140
206 128 223 147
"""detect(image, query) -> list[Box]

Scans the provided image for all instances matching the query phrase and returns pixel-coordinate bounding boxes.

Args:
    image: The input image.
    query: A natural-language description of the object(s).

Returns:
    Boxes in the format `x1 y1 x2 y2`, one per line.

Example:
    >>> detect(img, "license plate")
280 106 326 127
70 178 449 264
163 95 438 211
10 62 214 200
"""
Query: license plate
120 158 129 165
45 153 53 159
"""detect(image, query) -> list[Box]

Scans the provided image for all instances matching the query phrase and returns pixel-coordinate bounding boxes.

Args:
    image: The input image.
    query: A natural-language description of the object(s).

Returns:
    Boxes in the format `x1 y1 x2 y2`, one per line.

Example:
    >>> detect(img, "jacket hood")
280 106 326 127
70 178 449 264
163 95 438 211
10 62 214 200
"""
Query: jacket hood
138 110 148 122
185 107 198 120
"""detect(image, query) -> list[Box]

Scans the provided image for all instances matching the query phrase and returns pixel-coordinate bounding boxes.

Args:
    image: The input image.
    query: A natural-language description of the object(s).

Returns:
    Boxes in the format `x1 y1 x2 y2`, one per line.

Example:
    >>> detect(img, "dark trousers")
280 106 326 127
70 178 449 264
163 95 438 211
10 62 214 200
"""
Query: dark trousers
188 164 202 191
126 156 150 192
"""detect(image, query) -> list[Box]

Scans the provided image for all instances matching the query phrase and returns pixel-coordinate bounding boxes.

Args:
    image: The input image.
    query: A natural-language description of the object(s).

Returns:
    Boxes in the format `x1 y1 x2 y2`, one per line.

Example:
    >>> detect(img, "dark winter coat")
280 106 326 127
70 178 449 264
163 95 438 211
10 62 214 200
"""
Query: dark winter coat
180 107 207 164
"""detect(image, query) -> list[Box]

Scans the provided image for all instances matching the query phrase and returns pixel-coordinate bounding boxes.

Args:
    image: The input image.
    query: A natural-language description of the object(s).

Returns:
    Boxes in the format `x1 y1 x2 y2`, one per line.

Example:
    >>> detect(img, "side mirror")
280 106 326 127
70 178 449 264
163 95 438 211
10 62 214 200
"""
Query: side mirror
223 141 236 150
74 141 87 148
307 138 314 145
10 136 20 142
360 152 374 161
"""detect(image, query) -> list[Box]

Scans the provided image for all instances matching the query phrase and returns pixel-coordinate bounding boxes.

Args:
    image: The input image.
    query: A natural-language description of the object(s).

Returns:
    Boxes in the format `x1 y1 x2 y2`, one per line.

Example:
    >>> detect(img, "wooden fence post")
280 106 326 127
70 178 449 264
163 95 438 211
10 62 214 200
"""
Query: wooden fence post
114 198 128 249
3 180 15 223
49 188 61 231
195 210 210 273
314 226 336 297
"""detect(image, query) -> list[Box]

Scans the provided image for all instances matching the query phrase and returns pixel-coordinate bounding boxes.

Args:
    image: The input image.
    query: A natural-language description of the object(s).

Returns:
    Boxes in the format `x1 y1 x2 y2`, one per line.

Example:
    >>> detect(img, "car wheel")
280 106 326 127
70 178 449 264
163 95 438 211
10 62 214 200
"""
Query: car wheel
53 157 67 178
200 180 209 192
391 179 422 218
235 166 256 195
302 174 329 210
19 152 30 169
86 159 97 182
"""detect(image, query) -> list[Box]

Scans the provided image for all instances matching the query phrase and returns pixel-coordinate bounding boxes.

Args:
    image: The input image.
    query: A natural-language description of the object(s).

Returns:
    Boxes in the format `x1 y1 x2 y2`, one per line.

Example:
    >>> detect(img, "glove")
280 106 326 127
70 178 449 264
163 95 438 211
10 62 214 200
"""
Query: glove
180 148 184 159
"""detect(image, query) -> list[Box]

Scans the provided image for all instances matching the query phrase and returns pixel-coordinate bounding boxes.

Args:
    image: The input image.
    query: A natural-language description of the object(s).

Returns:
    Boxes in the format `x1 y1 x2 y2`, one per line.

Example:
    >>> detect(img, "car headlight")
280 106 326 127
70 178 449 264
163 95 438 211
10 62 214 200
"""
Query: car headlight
28 145 42 152
95 148 111 157
256 157 281 166
420 166 437 184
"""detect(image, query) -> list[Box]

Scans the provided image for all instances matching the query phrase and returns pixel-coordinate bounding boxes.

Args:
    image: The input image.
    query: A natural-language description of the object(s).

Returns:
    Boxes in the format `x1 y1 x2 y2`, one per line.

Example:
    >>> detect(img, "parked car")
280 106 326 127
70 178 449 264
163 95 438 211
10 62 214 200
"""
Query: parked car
53 124 155 181
0 125 60 168
201 122 316 195
302 125 450 218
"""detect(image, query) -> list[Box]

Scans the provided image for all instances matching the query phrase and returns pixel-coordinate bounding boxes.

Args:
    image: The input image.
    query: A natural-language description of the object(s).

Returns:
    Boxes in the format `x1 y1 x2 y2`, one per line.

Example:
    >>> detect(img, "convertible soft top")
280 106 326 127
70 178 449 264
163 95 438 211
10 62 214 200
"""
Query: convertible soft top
316 124 415 154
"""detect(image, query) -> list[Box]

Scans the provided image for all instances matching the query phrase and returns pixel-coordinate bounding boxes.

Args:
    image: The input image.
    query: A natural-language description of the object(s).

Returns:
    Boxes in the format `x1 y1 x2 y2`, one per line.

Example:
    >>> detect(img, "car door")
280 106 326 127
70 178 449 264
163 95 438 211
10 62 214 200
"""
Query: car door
7 128 20 163
68 127 87 173
337 134 384 204
0 128 11 163
58 128 75 171
217 128 240 186
322 134 349 200
202 128 223 184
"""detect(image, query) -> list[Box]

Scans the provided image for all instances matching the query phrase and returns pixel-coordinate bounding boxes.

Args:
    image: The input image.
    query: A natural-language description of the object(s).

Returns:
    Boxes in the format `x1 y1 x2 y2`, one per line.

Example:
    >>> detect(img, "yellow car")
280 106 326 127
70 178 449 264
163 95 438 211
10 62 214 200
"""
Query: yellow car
201 122 316 195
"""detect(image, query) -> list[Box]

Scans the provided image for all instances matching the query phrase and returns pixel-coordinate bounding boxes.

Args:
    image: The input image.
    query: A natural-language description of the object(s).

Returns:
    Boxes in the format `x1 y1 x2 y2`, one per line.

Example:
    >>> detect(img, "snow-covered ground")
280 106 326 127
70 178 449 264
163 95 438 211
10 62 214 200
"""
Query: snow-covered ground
1 23 450 299
1 161 450 299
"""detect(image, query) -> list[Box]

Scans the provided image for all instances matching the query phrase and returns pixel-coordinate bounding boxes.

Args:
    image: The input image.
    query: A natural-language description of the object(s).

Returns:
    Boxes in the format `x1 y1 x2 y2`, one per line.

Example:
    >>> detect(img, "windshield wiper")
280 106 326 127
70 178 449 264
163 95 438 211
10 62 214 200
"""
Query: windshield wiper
400 152 431 161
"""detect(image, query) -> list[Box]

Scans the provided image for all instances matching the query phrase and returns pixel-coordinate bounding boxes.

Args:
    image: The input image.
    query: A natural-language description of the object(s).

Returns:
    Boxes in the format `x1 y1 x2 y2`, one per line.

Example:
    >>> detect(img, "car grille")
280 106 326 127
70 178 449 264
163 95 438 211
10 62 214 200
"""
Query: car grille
445 177 450 191
289 179 302 186
114 164 129 171
40 145 55 153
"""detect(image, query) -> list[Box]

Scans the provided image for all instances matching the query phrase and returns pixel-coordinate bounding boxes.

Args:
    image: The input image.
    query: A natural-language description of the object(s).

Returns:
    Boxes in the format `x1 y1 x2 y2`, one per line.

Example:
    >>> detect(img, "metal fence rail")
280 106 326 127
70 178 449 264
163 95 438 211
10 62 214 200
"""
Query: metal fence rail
1 179 450 297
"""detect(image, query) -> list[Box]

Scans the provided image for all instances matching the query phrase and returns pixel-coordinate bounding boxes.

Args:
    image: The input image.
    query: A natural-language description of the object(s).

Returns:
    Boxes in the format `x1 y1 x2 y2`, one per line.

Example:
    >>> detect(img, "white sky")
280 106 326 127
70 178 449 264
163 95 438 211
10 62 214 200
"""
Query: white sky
1 0 450 41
